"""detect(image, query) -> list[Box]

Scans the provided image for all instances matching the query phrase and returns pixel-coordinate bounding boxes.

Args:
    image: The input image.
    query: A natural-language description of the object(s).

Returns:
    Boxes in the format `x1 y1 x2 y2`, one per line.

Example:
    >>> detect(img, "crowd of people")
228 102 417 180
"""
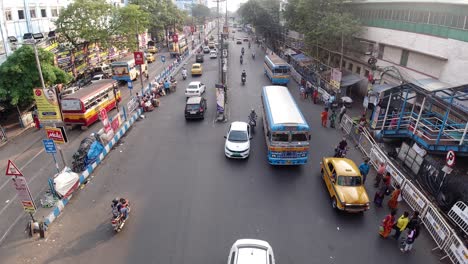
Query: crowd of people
135 76 177 112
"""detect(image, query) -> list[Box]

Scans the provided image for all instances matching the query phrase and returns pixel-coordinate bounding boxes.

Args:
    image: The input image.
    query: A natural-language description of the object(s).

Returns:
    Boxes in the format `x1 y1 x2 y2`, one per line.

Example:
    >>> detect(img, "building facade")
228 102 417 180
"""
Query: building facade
343 0 468 89
0 0 71 62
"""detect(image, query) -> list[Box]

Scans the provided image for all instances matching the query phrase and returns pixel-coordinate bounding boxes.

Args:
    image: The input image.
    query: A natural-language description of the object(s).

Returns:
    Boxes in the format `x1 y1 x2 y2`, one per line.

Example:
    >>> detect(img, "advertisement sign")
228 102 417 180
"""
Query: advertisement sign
45 126 68 144
330 68 342 90
98 108 112 133
216 87 225 113
134 51 144 65
11 175 37 213
33 88 62 123
111 114 121 133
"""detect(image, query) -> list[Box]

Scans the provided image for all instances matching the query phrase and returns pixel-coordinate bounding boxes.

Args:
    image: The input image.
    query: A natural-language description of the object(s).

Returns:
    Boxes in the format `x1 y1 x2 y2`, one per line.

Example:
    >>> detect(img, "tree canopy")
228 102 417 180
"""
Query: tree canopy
283 0 361 53
191 4 211 24
0 46 72 108
55 0 150 50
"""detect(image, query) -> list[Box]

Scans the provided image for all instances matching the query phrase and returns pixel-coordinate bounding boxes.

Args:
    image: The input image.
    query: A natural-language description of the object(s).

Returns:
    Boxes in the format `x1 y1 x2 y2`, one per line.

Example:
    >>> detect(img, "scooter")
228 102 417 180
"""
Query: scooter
111 204 131 232
333 147 348 158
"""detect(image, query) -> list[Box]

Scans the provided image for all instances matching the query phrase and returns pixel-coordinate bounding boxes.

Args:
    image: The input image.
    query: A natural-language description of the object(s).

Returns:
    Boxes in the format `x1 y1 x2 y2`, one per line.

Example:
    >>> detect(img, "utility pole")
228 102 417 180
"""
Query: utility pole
135 21 145 96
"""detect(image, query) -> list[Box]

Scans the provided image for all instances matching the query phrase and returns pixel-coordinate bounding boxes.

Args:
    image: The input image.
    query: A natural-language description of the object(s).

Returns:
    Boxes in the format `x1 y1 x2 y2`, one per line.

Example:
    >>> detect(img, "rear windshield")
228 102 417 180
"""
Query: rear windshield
192 65 200 69
272 132 289 142
188 84 199 89
291 133 308 142
337 176 362 186
186 104 199 111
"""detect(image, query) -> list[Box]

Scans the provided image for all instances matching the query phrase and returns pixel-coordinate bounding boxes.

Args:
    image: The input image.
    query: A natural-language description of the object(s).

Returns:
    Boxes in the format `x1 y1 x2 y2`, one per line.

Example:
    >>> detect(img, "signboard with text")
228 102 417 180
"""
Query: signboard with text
11 175 37 213
33 87 62 123
45 126 68 144
134 51 144 65
98 108 112 133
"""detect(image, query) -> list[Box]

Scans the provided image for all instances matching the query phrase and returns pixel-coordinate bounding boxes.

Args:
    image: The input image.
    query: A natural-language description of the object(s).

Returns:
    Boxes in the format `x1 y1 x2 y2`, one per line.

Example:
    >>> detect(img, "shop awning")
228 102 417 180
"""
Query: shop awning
371 83 399 94
340 73 365 87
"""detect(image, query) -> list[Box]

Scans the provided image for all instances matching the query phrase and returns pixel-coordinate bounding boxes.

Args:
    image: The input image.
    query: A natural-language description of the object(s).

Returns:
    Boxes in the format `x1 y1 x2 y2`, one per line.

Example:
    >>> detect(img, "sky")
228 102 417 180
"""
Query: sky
208 0 248 12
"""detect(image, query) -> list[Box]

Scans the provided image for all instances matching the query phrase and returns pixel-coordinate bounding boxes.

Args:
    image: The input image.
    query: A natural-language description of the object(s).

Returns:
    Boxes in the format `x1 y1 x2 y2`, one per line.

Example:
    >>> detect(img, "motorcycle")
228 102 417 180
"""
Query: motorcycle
333 147 348 158
182 71 187 80
111 203 131 232
248 114 257 132
240 57 243 64
252 53 255 60
241 75 246 85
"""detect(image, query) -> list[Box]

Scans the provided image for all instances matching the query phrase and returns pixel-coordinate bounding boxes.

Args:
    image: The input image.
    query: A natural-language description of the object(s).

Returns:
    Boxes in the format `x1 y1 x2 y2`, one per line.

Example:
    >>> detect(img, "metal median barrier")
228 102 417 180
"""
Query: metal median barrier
340 114 468 264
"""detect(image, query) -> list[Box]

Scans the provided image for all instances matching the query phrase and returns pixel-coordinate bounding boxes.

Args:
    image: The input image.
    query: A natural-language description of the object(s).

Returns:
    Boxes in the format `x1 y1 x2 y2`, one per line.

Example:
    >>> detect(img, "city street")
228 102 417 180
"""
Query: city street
0 50 176 243
0 33 440 263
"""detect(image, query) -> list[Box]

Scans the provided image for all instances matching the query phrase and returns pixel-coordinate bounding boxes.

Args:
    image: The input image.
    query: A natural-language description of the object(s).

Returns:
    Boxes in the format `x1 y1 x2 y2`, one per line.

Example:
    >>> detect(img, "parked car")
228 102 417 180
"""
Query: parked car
146 53 155 63
203 46 210 53
320 157 370 212
185 81 206 97
196 54 204 63
191 63 203 76
60 86 80 98
185 96 207 120
227 239 275 264
243 38 249 42
209 50 217 59
236 39 242 44
208 41 216 49
224 121 251 159
90 74 105 83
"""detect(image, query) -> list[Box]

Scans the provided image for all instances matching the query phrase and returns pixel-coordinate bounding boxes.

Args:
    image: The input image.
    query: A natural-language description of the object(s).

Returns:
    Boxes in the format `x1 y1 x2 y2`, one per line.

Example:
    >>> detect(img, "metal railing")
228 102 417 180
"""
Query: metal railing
340 114 467 264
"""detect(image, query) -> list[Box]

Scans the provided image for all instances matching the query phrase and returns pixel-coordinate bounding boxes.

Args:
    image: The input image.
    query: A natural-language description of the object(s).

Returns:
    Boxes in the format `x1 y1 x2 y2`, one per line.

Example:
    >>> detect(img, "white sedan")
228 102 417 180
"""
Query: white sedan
210 50 218 59
185 81 206 97
227 239 275 264
224 122 251 159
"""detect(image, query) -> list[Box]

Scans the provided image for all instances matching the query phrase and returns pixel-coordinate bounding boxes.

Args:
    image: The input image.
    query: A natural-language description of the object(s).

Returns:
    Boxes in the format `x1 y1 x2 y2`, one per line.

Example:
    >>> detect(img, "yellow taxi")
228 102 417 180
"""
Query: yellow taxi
146 53 155 63
320 157 370 212
191 63 203 76
147 46 158 53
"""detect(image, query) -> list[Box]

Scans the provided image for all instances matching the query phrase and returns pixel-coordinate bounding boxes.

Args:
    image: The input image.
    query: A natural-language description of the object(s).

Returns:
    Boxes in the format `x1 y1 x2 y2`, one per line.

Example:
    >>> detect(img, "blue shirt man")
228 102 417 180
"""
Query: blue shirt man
359 160 370 183
164 80 170 90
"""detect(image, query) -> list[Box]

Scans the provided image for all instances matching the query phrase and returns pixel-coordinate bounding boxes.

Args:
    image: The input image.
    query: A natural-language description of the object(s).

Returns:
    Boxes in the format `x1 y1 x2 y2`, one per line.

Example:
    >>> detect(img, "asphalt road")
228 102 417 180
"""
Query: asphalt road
0 32 440 264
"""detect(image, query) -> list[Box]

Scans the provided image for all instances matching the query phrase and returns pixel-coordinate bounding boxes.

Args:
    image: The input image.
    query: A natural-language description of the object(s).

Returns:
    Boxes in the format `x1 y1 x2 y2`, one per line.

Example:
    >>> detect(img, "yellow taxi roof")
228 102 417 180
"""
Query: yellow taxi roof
326 158 361 176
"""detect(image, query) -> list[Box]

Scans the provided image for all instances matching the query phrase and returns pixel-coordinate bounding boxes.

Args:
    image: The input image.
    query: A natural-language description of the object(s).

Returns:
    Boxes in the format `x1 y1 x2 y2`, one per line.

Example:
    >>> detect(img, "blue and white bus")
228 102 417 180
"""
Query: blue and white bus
263 54 291 85
261 86 311 165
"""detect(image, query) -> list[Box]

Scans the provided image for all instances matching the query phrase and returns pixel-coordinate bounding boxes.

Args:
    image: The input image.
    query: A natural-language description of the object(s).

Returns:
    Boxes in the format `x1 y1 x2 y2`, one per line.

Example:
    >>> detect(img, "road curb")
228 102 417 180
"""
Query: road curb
43 108 143 226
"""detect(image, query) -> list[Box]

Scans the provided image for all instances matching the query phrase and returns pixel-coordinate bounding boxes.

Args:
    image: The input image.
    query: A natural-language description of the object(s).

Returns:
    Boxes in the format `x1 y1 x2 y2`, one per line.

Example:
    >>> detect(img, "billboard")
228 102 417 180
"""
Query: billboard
33 87 62 123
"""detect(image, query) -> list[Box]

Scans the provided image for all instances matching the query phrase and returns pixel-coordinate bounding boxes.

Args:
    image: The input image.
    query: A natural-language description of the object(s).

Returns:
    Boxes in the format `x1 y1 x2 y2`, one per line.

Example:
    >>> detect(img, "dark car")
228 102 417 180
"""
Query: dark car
185 96 207 120
196 54 204 63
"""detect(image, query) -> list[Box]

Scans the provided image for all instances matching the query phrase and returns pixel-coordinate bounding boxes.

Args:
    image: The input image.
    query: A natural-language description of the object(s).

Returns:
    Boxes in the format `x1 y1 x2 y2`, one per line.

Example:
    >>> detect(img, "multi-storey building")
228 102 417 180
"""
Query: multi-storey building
342 0 468 93
0 0 71 63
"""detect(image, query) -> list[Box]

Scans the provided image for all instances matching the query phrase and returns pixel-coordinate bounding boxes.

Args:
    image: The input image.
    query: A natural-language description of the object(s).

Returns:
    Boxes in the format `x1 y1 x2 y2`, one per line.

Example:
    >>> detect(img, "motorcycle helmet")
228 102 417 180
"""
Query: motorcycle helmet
112 198 119 205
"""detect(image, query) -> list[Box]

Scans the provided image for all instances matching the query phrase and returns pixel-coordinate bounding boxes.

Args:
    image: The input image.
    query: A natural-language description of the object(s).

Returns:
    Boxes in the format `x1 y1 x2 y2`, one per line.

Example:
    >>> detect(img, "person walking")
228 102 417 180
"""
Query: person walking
329 109 337 128
374 162 386 187
406 211 421 231
392 211 409 240
321 108 328 128
359 159 370 183
388 184 402 210
312 89 319 104
401 226 418 253
379 210 397 238
374 172 391 207
338 104 346 123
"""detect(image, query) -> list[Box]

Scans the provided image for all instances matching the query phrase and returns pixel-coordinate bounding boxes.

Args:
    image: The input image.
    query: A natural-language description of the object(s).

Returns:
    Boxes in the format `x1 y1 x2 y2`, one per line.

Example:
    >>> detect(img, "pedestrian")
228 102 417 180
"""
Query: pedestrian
338 104 346 123
32 108 41 129
379 209 397 238
358 159 370 183
401 225 418 253
406 211 421 231
164 79 171 94
312 89 319 104
374 172 391 207
388 184 402 210
374 162 386 188
321 108 328 127
392 211 409 240
329 109 337 128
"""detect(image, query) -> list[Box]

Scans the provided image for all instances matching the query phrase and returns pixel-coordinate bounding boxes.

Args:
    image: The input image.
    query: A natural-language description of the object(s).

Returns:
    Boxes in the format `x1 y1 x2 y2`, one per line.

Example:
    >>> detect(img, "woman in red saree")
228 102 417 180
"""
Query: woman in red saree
388 185 401 210
379 210 397 238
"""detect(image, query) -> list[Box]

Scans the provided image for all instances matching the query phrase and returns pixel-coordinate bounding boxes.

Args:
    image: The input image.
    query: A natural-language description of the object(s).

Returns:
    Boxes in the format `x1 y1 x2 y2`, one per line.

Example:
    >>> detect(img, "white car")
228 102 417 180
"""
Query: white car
227 239 275 264
90 74 105 83
224 122 251 159
185 81 206 97
210 50 218 59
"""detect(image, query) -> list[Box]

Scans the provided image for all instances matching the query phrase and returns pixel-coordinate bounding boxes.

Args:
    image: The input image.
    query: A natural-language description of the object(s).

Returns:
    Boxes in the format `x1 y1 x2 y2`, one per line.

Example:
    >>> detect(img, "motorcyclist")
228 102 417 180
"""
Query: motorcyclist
241 47 245 55
241 70 246 81
111 198 120 218
249 109 257 121
181 67 187 77
335 137 348 157
252 51 255 59
119 198 129 220
240 55 243 64
248 42 251 48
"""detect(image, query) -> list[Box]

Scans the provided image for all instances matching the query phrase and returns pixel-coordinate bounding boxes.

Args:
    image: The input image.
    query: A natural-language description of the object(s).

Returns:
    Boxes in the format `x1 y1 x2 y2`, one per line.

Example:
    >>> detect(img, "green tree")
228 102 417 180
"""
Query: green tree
282 0 361 57
55 0 114 48
0 46 72 108
111 4 150 50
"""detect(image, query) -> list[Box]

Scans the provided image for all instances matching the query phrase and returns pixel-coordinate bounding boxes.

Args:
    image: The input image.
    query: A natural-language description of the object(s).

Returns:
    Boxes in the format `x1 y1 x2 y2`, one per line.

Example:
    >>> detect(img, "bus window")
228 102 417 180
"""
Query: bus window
291 132 308 142
272 132 289 142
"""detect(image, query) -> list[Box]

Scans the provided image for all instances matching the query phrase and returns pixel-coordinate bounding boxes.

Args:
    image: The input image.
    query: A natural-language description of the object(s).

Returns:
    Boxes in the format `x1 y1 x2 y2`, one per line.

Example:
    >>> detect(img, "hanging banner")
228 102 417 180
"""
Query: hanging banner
98 108 112 133
33 87 62 123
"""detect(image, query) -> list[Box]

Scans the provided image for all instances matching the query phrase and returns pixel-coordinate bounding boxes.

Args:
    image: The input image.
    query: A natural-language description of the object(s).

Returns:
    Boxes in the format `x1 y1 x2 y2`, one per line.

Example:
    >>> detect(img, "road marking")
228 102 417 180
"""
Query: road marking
0 148 45 193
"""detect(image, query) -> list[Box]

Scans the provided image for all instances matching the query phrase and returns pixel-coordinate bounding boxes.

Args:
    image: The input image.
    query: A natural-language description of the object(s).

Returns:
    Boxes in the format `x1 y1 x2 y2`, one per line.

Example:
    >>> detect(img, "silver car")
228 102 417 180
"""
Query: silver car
227 239 275 264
